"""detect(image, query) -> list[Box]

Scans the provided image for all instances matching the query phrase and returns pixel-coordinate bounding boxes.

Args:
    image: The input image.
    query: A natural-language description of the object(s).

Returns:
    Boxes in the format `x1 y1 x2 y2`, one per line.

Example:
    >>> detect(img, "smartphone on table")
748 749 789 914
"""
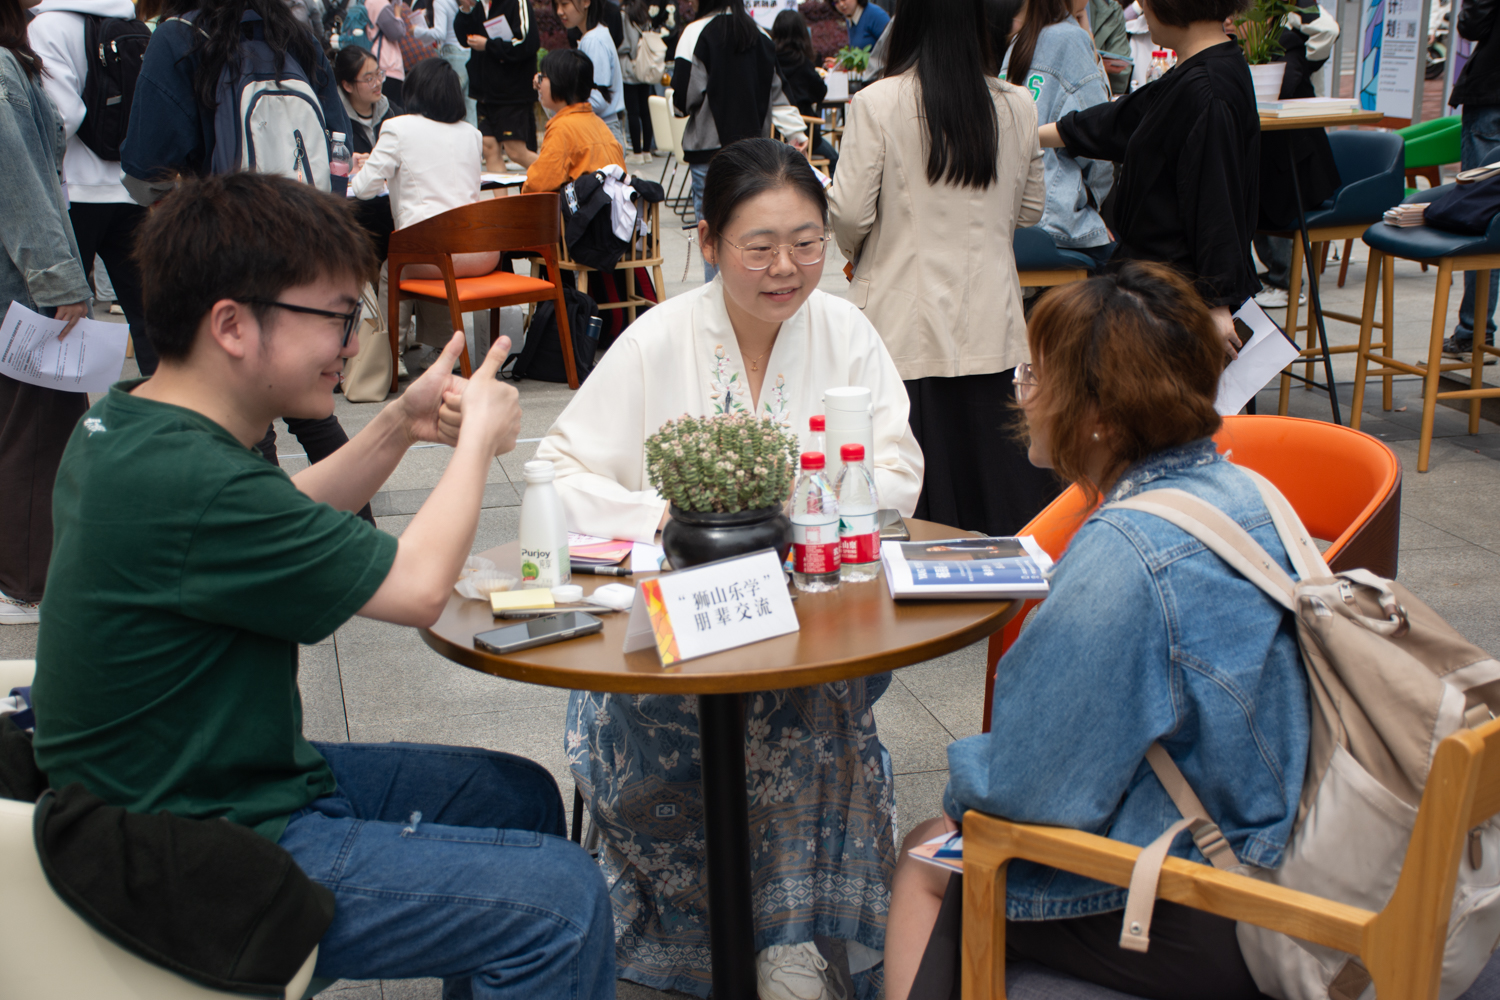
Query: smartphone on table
474 611 603 654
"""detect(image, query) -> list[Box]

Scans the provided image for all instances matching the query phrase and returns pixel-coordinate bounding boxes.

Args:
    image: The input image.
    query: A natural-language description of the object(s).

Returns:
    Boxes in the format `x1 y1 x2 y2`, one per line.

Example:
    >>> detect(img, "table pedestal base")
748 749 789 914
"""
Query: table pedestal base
700 692 756 1000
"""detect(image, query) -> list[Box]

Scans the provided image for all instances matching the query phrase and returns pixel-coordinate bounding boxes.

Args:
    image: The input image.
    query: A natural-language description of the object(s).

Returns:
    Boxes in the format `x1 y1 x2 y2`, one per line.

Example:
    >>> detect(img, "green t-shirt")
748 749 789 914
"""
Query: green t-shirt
32 380 398 841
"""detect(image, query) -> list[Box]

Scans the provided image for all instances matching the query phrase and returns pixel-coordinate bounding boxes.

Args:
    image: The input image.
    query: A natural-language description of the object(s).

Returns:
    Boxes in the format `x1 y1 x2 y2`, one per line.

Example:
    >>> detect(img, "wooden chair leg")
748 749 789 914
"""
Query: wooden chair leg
625 266 637 325
1471 269 1490 435
387 273 403 394
1339 238 1354 287
1279 237 1307 415
1318 241 1330 277
125 335 134 359
1350 249 1384 429
1419 259 1456 472
962 855 1009 1000
551 282 580 389
489 305 501 363
448 296 471 378
1382 253 1396 411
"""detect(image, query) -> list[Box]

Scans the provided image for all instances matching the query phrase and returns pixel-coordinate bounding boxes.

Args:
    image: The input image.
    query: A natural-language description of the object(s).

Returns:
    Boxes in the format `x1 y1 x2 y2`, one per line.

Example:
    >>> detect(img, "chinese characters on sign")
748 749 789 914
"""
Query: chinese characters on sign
1357 0 1425 120
622 549 799 665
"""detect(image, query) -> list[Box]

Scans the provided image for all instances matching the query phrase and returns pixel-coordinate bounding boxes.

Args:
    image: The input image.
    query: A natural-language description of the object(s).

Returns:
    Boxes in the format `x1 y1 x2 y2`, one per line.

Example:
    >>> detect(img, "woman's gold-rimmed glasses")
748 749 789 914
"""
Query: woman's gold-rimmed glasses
721 234 832 270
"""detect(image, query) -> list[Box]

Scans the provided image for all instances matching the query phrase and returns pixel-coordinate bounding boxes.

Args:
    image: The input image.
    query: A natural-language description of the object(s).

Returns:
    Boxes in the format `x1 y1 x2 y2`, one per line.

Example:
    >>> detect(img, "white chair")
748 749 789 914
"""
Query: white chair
0 659 320 999
648 91 693 220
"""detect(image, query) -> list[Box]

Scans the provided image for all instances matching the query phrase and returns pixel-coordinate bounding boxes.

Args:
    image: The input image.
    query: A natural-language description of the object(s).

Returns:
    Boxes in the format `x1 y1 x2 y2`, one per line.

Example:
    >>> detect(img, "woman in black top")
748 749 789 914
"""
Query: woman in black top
772 9 838 172
1040 0 1259 356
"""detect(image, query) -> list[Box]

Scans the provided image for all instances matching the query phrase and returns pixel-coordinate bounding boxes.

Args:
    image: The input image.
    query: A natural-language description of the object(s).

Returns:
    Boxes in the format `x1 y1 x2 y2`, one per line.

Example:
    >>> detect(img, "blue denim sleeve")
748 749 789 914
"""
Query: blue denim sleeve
943 517 1178 828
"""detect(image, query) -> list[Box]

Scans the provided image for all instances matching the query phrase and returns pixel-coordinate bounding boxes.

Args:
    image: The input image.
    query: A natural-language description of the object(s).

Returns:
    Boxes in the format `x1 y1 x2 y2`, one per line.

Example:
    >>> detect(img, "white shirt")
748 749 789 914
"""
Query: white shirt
536 279 925 542
27 0 136 204
349 114 483 229
433 0 461 47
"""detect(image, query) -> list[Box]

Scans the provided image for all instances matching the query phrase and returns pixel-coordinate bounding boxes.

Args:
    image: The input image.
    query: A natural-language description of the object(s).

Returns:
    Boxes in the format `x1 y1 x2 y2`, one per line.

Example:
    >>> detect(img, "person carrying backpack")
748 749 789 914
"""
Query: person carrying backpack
28 0 157 374
119 0 370 521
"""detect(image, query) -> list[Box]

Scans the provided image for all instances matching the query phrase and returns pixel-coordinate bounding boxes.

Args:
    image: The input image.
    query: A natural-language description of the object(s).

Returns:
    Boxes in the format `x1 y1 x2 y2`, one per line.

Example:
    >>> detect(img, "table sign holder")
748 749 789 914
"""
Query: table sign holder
622 548 798 664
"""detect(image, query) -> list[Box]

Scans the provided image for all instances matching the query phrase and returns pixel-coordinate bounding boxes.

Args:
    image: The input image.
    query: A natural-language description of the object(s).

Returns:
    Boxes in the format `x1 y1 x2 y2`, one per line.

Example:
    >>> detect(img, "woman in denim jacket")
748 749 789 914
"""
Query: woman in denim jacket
885 262 1308 1000
997 0 1115 268
0 0 92 624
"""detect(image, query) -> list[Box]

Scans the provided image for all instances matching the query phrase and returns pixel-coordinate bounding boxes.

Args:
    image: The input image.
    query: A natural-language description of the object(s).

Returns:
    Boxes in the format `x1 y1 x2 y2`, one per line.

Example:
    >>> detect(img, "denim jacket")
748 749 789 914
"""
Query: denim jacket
944 440 1309 920
1002 20 1114 249
0 49 89 312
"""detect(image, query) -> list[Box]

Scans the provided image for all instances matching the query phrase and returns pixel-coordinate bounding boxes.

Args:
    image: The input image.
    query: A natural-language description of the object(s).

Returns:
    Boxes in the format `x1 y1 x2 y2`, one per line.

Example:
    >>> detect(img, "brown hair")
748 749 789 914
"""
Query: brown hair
1142 0 1250 29
1005 0 1070 87
0 0 43 79
1022 261 1224 502
134 172 378 360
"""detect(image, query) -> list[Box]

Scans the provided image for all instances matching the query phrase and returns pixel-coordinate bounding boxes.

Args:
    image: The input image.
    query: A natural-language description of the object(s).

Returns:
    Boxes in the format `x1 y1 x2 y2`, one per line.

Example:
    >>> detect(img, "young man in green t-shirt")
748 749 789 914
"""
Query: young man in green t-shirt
30 173 614 1000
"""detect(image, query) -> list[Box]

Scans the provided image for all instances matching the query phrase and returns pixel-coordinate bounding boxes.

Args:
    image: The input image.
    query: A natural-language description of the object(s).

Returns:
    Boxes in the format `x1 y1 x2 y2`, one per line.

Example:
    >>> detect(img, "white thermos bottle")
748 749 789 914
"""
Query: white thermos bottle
518 460 571 588
822 387 875 475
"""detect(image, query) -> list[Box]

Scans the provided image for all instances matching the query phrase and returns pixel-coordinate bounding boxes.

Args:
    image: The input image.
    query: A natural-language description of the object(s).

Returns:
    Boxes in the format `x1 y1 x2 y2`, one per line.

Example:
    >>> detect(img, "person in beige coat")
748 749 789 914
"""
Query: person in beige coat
829 0 1062 537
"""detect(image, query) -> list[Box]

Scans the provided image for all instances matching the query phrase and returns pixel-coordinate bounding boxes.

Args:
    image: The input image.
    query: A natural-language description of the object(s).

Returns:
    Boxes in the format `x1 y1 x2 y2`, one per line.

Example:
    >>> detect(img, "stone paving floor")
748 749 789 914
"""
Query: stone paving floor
5 155 1500 999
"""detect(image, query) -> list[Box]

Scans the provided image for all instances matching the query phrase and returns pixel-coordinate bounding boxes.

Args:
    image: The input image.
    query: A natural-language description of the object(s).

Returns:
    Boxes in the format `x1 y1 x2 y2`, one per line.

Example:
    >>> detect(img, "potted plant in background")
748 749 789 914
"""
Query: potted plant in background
1231 0 1312 101
647 413 798 570
832 44 872 95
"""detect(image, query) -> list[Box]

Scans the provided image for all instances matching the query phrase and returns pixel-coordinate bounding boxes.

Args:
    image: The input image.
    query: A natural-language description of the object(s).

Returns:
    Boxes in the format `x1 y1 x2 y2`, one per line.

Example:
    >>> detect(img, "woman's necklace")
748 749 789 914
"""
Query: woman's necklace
745 347 771 372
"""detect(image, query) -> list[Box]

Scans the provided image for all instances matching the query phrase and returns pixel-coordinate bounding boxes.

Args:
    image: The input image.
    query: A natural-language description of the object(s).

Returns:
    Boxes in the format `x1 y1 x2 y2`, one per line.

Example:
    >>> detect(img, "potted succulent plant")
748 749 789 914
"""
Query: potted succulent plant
646 413 798 570
1232 0 1312 101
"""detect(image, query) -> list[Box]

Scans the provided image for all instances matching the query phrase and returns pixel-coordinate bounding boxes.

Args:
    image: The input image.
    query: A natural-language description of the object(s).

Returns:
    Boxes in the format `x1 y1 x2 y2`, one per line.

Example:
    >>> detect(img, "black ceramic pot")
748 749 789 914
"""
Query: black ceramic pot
661 506 792 571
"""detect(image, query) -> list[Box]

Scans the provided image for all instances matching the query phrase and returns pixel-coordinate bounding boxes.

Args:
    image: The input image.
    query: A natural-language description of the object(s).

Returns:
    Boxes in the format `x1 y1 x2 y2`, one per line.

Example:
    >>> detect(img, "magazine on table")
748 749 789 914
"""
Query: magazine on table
909 831 964 873
880 536 1052 600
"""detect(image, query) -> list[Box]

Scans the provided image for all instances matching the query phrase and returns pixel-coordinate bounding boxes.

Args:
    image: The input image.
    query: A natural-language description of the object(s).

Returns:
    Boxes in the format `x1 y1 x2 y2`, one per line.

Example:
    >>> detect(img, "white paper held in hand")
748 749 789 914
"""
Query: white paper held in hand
622 548 797 665
1 301 129 394
1214 299 1302 416
482 13 514 40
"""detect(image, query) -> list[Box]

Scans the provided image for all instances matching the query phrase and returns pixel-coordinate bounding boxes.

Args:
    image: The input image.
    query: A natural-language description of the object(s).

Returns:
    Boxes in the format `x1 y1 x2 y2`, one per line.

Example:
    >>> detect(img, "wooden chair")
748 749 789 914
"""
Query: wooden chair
1013 227 1094 289
387 193 580 391
962 713 1500 1000
1351 183 1500 472
550 199 666 326
981 414 1402 731
647 92 693 219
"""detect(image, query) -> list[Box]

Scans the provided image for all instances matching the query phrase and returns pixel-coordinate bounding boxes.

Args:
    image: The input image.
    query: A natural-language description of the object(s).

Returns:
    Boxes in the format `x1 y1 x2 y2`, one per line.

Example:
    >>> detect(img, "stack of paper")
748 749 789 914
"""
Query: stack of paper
1257 97 1362 118
1383 203 1427 227
568 533 632 567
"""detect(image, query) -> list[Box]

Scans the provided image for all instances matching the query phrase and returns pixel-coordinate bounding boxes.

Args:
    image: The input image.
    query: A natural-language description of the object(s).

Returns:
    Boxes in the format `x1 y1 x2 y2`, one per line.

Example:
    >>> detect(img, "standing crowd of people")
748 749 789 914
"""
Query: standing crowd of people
8 0 1500 997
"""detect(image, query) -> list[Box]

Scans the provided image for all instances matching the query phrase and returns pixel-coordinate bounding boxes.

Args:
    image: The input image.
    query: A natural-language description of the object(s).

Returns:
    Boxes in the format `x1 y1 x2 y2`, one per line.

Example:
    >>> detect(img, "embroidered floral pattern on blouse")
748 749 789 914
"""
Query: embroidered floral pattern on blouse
708 345 748 415
761 373 792 427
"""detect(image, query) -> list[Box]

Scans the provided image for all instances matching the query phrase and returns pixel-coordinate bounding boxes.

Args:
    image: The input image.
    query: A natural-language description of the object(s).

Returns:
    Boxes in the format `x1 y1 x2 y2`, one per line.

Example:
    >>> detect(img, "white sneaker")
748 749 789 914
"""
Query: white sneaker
0 590 40 625
757 942 842 1000
1253 284 1305 309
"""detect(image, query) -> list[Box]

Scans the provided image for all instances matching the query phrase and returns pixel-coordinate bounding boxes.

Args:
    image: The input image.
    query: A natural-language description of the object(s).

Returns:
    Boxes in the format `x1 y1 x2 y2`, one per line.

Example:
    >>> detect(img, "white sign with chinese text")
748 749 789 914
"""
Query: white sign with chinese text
622 548 798 665
746 0 798 29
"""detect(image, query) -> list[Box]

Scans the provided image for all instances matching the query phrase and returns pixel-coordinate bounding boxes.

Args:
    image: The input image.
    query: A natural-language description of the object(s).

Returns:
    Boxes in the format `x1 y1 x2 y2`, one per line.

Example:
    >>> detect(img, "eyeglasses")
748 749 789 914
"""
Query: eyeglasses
245 299 362 347
1014 360 1038 403
721 234 832 270
357 71 385 86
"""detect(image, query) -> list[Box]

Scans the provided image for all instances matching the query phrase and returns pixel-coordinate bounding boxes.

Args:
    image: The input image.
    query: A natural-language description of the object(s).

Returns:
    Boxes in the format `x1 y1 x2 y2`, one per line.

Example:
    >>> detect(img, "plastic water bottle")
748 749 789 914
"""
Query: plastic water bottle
835 443 881 582
329 131 352 178
519 460 572 588
789 452 840 592
806 414 825 456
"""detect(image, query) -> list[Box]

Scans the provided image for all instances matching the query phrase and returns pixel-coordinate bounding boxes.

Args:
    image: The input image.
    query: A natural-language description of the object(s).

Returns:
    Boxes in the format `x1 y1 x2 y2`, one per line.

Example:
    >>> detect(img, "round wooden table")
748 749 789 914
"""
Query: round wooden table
422 518 1019 1000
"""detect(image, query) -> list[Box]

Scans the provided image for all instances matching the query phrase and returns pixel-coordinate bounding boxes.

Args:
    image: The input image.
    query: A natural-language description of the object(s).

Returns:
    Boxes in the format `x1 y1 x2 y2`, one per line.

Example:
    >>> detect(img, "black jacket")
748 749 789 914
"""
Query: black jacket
562 170 664 270
776 49 826 119
454 0 540 105
1 717 334 997
1452 0 1500 108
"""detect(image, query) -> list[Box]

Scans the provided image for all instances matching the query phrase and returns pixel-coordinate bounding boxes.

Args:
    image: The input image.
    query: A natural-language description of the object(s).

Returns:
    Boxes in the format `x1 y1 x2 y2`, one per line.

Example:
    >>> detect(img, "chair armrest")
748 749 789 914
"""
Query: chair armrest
959 811 1375 1000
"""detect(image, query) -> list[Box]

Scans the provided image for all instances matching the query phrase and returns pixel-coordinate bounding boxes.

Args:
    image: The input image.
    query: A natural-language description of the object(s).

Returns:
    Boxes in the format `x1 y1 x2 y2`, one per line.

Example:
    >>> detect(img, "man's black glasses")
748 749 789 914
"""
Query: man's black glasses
246 300 361 347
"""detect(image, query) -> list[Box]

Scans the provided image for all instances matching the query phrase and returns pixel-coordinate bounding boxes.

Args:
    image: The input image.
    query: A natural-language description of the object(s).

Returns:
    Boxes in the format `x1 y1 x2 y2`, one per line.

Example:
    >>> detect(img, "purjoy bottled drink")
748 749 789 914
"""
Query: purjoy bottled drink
835 443 881 582
789 452 840 592
329 131 352 178
519 460 571 588
806 414 825 456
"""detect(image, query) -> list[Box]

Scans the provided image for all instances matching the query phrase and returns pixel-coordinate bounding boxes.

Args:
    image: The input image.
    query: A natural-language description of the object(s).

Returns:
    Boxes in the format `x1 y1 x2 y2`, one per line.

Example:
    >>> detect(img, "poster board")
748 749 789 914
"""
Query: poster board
1354 0 1430 122
746 0 797 29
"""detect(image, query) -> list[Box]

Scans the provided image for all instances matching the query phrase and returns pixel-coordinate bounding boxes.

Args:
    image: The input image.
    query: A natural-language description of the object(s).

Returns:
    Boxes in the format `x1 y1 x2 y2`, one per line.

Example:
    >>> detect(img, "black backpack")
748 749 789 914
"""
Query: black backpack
1425 176 1500 236
502 288 602 383
76 14 152 162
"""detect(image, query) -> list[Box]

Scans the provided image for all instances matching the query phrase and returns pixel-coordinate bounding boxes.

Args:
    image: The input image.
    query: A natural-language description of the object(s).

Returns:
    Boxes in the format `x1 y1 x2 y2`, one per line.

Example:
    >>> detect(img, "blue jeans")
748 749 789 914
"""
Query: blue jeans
690 162 717 282
278 742 615 1000
1454 104 1500 344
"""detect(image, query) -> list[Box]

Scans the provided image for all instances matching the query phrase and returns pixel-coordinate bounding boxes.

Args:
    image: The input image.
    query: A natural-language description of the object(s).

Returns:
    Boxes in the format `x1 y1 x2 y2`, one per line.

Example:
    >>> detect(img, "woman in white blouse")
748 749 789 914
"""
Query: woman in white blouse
539 138 922 999
350 58 495 351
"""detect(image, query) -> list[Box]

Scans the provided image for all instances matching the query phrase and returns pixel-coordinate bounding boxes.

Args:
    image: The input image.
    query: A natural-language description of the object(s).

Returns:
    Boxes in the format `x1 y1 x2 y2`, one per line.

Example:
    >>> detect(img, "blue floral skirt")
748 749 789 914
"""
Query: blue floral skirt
565 674 896 997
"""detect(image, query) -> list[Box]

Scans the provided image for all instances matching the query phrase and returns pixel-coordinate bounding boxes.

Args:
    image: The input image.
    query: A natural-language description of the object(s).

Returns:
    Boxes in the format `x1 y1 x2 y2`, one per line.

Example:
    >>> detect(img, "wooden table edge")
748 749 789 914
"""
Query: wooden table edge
1257 110 1385 131
420 597 1021 694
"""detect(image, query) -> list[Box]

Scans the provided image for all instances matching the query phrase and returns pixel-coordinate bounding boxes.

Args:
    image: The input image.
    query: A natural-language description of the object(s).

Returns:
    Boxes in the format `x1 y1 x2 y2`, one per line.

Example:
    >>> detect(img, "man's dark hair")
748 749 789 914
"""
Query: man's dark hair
1147 0 1250 27
133 173 378 360
402 57 468 123
540 48 607 105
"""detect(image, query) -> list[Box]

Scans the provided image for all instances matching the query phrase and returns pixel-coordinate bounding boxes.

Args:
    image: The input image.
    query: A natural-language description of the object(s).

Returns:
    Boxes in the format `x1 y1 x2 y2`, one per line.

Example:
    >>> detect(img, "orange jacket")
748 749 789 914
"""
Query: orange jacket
521 103 626 194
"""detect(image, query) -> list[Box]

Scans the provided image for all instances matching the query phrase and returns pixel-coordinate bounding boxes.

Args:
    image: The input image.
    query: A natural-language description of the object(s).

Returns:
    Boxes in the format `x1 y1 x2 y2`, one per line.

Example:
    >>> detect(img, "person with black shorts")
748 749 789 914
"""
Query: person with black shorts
455 0 541 169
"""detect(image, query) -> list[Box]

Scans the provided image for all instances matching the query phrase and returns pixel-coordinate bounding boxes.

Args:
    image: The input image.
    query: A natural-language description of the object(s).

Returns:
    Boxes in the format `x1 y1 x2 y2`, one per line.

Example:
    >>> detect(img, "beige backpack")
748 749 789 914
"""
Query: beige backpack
1109 470 1500 1000
341 283 392 404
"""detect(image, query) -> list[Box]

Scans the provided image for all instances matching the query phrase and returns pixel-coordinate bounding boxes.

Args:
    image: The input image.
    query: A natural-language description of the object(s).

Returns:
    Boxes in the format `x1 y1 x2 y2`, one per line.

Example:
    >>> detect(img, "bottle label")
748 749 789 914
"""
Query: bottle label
792 520 841 574
329 161 351 177
519 545 563 586
839 511 880 564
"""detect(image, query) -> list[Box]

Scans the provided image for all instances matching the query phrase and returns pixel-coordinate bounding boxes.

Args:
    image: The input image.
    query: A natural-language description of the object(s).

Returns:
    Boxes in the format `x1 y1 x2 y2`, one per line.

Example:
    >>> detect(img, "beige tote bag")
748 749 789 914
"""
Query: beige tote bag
342 283 392 404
